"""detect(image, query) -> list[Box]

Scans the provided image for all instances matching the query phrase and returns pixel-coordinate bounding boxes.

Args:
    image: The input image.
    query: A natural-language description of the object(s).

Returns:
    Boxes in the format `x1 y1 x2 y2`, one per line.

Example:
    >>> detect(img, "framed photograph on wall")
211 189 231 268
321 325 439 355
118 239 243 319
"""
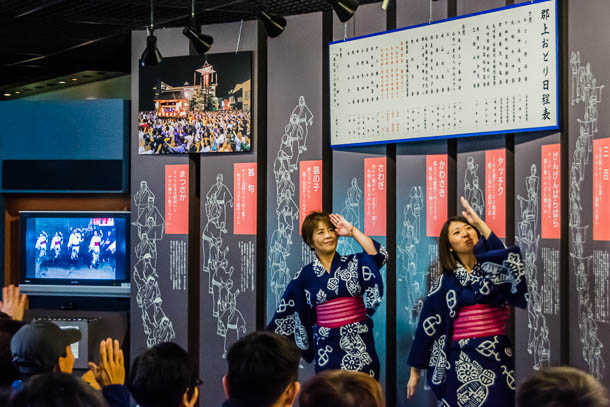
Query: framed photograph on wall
138 52 252 154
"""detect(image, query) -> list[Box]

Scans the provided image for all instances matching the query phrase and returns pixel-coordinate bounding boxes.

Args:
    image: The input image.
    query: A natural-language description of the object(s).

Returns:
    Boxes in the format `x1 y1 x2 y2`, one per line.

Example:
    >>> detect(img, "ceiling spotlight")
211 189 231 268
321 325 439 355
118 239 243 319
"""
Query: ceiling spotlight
256 8 287 38
58 81 66 84
183 0 213 54
71 78 78 81
15 91 21 94
140 0 162 67
327 0 359 23
3 93 11 97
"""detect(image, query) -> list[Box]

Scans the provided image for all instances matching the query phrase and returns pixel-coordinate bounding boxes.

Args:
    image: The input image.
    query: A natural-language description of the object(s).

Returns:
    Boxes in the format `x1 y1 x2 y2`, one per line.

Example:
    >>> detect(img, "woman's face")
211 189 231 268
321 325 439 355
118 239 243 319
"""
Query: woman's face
447 221 478 255
310 221 338 255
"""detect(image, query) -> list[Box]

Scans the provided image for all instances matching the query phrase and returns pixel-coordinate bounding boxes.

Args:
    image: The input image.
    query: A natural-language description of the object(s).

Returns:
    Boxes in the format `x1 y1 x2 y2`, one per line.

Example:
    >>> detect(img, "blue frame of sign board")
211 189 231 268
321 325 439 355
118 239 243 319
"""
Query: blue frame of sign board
329 0 560 149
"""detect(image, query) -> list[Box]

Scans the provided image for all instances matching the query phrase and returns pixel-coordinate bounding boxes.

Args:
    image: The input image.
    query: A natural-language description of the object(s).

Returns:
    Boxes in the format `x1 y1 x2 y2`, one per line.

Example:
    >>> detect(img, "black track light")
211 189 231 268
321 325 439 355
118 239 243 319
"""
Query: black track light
183 0 213 54
256 8 287 38
140 30 162 66
140 0 162 67
183 24 213 54
327 0 359 23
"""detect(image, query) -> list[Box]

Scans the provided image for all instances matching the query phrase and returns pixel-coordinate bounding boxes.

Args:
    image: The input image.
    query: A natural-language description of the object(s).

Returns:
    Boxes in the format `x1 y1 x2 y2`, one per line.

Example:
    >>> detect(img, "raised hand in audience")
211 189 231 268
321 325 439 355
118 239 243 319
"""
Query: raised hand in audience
88 338 125 387
0 285 28 321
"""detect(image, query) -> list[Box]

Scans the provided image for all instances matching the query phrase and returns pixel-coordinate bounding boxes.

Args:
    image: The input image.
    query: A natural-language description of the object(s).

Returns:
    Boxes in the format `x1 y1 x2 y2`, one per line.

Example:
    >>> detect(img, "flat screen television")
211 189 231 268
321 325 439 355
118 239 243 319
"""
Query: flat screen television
19 211 130 297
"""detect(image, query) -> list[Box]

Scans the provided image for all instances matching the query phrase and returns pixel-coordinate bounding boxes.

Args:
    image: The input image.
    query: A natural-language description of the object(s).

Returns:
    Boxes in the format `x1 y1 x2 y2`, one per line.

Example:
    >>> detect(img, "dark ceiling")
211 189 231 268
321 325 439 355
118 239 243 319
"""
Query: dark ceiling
0 0 381 96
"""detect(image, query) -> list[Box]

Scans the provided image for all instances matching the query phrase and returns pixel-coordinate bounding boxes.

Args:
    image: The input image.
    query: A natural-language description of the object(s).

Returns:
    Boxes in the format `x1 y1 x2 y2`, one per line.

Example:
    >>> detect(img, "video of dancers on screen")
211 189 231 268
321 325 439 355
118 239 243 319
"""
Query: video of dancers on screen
24 216 127 281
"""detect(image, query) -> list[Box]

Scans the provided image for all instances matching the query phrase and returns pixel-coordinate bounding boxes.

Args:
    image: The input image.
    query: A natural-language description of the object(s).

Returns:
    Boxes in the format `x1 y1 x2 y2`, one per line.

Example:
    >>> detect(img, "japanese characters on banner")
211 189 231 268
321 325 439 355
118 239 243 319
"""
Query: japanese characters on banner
330 0 558 146
165 164 189 235
299 160 323 233
593 138 610 241
541 144 561 239
485 149 506 238
234 163 257 235
426 154 448 237
364 157 387 236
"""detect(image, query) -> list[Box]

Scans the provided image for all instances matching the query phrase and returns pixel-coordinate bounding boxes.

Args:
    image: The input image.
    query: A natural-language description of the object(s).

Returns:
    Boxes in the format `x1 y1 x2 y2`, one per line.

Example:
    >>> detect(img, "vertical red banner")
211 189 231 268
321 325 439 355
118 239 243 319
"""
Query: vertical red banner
593 138 610 241
165 164 189 234
426 154 448 237
234 162 257 235
364 157 387 236
485 149 506 238
299 160 323 233
541 144 561 239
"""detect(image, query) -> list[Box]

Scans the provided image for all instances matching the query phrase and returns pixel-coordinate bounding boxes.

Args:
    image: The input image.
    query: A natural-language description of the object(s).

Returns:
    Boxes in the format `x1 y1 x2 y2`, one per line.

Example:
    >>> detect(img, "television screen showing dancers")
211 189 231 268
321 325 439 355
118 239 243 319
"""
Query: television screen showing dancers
23 215 128 283
138 52 252 154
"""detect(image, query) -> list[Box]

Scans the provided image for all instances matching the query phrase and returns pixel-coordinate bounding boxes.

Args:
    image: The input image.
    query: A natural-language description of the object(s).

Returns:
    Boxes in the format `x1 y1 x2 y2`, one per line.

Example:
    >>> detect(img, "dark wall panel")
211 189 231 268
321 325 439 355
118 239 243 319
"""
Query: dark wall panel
396 141 449 407
567 0 610 386
457 0 505 16
130 28 190 359
266 12 325 380
397 0 448 28
332 146 388 388
513 132 562 381
198 21 258 406
200 156 257 406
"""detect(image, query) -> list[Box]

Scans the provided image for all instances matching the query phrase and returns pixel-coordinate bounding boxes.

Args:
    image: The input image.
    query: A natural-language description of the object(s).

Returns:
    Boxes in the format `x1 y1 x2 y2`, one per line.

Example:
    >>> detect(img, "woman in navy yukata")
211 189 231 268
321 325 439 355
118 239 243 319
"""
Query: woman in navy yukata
268 211 388 380
406 197 527 407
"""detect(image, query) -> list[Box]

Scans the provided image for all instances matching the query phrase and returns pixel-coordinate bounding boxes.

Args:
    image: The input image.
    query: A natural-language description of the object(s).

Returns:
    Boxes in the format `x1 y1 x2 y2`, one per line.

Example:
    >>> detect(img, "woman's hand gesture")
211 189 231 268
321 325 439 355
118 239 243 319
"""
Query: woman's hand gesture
460 196 491 239
329 213 353 237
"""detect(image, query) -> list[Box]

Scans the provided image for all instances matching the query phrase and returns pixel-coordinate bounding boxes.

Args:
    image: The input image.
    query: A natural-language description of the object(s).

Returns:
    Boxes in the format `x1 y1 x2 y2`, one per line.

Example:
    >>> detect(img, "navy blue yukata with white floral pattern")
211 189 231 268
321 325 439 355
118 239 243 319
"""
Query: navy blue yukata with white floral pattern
267 240 388 379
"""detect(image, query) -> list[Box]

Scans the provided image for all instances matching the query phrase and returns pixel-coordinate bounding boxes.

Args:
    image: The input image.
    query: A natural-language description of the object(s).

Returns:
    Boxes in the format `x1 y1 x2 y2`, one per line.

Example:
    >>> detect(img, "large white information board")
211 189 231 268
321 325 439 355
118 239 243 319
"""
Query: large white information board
330 0 558 147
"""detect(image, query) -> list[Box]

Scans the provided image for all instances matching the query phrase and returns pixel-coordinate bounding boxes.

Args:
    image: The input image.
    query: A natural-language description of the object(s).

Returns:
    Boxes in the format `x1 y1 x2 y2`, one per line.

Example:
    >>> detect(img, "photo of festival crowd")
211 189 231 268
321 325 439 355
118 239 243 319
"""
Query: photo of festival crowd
24 216 127 280
138 52 252 154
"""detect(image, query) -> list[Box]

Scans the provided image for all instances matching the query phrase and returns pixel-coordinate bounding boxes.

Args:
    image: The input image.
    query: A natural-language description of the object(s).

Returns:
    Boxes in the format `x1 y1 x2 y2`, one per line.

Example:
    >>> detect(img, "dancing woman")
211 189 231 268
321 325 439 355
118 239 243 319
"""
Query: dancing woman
268 212 387 379
407 197 527 406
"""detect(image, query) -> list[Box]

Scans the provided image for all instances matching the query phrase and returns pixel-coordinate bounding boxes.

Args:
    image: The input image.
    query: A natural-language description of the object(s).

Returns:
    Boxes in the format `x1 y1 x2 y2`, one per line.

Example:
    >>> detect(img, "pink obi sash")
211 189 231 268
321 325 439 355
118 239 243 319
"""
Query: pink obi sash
452 304 509 341
316 296 366 328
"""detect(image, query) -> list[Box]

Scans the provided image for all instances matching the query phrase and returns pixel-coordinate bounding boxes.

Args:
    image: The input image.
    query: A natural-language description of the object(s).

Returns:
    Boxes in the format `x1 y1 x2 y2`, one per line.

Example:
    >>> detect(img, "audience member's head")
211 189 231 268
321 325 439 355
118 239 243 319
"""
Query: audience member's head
8 372 107 407
128 342 199 407
0 316 25 387
223 331 301 407
517 366 609 407
10 320 81 381
299 370 385 407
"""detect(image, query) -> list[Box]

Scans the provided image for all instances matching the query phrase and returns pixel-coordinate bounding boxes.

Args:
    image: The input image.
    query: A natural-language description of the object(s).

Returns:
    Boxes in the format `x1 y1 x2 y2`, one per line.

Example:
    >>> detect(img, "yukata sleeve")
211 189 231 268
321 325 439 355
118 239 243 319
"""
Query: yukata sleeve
475 246 528 309
407 284 443 369
360 239 387 317
266 269 315 363
474 231 505 254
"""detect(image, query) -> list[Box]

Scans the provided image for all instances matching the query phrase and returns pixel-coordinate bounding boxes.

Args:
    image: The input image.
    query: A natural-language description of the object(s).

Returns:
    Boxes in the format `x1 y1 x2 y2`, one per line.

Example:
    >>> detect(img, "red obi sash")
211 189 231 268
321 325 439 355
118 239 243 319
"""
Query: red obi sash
452 304 509 341
316 296 366 328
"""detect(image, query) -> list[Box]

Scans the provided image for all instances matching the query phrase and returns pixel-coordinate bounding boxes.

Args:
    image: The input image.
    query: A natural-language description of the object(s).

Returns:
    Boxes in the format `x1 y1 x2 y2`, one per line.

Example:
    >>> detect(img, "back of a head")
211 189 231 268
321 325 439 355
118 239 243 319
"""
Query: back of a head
517 366 609 407
8 372 107 407
0 318 25 387
299 370 385 407
226 331 301 406
128 342 198 407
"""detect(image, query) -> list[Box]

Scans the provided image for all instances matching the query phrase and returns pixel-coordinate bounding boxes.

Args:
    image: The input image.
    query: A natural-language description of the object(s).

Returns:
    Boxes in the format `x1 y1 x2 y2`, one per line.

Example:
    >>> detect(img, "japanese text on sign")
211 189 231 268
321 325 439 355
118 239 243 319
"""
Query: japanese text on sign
299 161 323 233
541 144 560 239
165 164 189 235
593 138 610 241
485 149 506 238
364 157 387 236
234 163 257 235
426 154 448 237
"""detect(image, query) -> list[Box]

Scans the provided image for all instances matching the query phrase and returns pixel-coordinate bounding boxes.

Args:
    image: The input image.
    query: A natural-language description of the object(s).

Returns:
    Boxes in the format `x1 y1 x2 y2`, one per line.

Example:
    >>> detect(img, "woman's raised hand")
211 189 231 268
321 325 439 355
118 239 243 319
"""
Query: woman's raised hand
329 213 353 237
461 196 482 228
460 196 491 239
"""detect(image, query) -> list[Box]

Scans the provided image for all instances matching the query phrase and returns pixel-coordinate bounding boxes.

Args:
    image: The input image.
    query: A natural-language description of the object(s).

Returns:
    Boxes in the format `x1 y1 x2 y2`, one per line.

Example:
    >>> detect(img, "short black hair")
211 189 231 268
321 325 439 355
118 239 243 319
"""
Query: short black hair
0 318 25 387
226 331 301 406
517 366 609 407
128 342 198 407
8 372 107 407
